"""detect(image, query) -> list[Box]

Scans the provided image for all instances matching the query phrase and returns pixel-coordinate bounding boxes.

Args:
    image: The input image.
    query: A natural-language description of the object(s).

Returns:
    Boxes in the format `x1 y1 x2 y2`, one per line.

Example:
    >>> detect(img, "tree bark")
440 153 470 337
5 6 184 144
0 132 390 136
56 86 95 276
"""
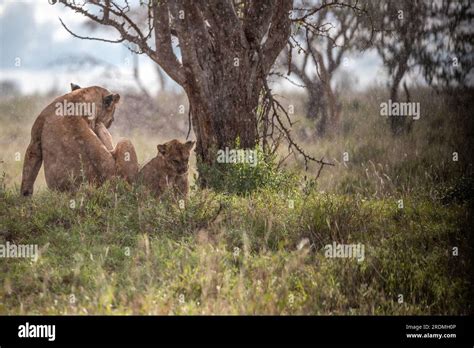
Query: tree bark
185 69 261 173
306 83 329 137
389 64 407 136
325 82 340 135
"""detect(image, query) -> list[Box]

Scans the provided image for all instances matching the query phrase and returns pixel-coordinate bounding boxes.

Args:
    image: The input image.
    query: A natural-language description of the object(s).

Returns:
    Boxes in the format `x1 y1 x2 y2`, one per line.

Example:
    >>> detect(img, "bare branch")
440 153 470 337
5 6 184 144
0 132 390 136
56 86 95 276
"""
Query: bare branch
58 0 186 86
151 0 186 86
261 75 334 170
59 18 125 44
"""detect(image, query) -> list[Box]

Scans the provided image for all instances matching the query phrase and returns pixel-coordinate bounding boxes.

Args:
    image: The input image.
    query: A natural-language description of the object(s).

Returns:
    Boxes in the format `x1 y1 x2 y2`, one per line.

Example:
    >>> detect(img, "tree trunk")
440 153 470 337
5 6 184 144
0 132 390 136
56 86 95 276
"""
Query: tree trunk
389 63 408 136
316 106 328 137
187 85 259 162
306 82 329 137
167 1 291 187
307 83 323 120
325 81 340 135
183 56 262 186
313 52 339 137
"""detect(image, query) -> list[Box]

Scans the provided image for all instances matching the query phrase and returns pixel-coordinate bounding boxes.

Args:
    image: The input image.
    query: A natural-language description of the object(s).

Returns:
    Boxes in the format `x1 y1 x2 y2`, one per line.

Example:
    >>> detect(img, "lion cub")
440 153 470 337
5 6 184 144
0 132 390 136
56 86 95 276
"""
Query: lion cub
139 140 195 198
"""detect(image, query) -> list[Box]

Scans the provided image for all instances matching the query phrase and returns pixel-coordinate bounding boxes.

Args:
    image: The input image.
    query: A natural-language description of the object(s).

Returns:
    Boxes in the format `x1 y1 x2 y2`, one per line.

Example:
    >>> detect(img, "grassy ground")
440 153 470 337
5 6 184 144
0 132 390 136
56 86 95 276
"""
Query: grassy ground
0 88 472 314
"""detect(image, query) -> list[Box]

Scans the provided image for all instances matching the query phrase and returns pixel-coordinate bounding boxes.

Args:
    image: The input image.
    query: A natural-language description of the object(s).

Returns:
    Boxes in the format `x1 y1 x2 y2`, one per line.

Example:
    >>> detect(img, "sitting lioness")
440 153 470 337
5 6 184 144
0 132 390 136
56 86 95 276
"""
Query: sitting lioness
20 84 138 195
138 140 195 198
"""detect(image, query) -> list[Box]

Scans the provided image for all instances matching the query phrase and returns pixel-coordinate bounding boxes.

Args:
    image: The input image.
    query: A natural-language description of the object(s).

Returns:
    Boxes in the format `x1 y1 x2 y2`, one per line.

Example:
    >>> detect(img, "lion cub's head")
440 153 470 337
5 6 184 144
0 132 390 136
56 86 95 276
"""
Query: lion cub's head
157 140 195 175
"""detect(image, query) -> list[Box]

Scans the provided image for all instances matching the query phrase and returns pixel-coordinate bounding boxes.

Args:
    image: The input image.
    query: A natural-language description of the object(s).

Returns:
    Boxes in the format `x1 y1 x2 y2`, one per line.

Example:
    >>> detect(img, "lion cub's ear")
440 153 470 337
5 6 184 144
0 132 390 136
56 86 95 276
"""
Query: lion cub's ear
185 140 195 151
70 83 81 91
157 144 168 155
103 93 120 108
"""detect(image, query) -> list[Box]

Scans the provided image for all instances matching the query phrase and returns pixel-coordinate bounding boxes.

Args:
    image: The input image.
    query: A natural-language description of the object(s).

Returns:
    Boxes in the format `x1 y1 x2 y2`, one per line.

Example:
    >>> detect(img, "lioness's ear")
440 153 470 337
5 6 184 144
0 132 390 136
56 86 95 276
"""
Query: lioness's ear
185 140 195 150
104 93 120 108
71 83 81 91
157 144 167 155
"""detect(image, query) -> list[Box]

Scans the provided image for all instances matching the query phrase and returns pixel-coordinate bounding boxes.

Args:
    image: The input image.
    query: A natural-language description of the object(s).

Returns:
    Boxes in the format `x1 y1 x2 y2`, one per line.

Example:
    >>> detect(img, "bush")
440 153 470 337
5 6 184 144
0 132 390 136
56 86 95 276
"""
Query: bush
197 145 299 196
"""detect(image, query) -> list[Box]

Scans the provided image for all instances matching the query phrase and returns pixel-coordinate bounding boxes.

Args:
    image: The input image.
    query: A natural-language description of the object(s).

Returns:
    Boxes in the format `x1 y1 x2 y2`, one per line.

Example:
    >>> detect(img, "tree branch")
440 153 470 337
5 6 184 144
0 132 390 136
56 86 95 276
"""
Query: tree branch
261 0 293 74
58 0 186 87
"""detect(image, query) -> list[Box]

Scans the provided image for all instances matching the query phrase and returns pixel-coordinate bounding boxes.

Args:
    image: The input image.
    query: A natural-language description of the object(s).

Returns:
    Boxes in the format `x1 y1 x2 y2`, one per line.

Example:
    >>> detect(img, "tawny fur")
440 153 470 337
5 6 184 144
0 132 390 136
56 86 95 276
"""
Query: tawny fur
20 85 137 195
138 139 195 198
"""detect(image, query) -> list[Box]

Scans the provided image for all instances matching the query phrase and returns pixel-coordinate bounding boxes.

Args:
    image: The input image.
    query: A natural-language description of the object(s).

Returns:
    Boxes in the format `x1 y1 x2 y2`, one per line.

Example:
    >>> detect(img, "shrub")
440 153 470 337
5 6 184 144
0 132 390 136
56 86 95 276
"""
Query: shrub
197 145 299 196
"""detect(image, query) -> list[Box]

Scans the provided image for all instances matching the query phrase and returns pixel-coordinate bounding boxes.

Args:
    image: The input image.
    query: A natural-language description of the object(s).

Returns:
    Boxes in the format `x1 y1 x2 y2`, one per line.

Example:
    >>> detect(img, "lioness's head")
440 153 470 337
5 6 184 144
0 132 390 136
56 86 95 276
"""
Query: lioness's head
157 140 195 175
99 93 120 128
70 83 120 128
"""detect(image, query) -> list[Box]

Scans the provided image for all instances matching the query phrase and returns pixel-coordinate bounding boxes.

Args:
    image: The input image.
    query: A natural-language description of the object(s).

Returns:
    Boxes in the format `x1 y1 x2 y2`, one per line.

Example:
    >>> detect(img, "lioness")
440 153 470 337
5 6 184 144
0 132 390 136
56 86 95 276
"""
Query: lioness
69 83 115 151
20 85 138 195
138 140 195 198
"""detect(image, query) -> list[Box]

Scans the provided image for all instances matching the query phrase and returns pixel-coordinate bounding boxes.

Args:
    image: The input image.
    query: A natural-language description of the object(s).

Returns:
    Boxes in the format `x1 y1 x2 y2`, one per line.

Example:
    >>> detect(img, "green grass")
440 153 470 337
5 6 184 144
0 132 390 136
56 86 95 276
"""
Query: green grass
0 179 471 314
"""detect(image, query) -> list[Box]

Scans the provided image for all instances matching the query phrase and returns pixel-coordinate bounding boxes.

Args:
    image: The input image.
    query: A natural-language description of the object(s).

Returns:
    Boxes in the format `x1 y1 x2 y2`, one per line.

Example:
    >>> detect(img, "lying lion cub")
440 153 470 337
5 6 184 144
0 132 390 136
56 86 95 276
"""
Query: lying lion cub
138 139 195 198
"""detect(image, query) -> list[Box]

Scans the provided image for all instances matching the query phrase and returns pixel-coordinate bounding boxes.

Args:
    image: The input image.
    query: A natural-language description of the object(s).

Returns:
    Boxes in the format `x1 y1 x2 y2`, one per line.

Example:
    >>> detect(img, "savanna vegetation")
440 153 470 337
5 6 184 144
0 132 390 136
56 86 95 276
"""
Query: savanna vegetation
0 85 472 314
0 0 472 316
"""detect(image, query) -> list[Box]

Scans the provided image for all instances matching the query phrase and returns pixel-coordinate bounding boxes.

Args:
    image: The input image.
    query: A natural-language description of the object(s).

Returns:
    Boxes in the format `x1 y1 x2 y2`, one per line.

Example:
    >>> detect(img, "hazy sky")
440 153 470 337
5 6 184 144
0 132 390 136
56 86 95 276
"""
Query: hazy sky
0 0 394 95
